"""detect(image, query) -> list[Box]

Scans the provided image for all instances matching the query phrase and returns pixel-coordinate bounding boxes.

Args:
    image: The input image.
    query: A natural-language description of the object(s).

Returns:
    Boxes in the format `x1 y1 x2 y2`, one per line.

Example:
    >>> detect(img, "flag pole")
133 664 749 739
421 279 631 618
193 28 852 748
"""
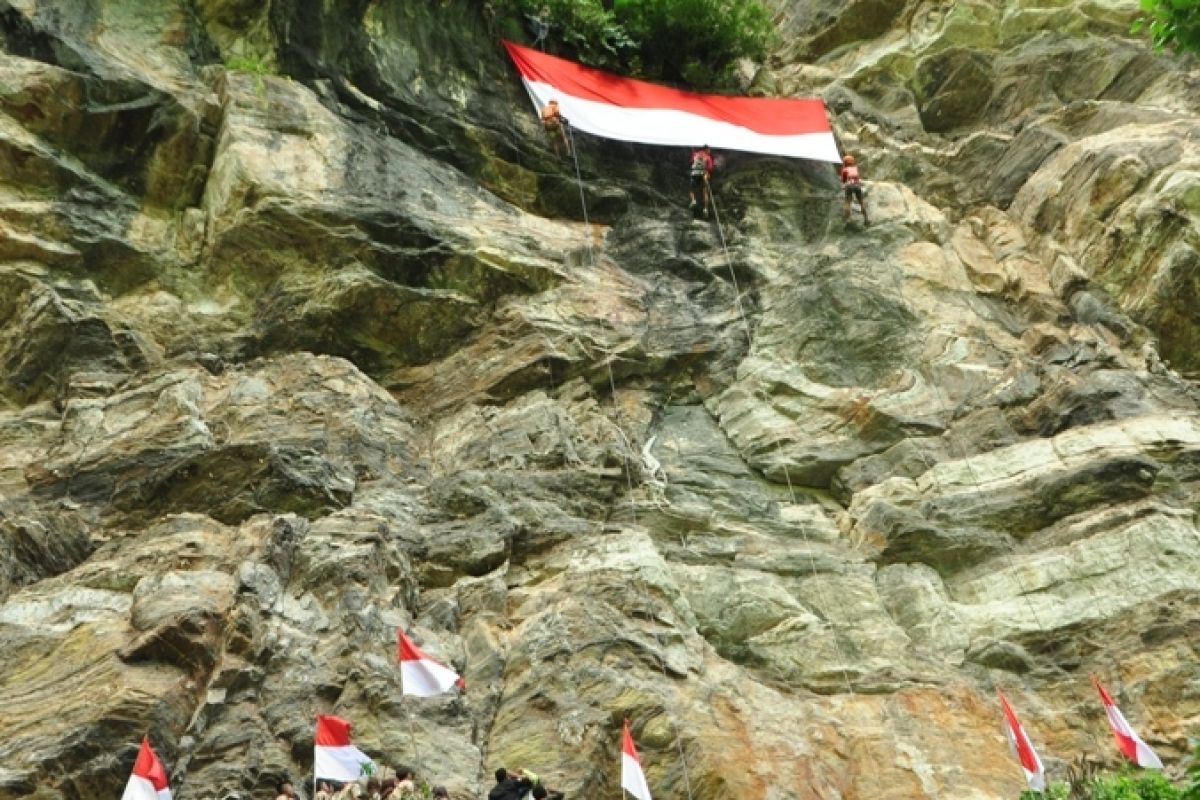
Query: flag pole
396 631 424 781
406 701 423 778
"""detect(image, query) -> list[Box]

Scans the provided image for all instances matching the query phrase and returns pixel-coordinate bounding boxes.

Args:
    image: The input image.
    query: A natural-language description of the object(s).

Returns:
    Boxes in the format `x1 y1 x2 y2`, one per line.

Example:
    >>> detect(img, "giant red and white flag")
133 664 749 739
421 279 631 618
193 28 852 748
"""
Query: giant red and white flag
997 689 1046 791
314 714 377 782
398 629 465 698
120 737 171 800
503 41 841 163
1093 678 1163 769
620 720 652 800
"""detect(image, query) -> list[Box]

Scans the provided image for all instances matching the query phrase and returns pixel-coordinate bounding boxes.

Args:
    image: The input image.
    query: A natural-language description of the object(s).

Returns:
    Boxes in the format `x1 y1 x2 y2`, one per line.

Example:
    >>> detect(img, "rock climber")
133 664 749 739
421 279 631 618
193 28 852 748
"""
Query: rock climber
528 5 551 50
689 144 714 218
275 782 298 800
541 99 572 157
840 153 869 225
488 767 537 800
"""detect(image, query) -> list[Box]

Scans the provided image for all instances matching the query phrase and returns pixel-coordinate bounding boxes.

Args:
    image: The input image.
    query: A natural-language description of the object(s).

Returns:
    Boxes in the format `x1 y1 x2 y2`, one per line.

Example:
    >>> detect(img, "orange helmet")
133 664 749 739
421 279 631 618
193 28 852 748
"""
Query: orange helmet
843 154 855 165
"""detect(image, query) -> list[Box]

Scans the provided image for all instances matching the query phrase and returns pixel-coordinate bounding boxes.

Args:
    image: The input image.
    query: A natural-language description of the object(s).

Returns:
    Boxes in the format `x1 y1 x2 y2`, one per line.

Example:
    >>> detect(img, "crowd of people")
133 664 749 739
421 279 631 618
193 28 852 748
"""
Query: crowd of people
278 764 564 800
275 768 447 800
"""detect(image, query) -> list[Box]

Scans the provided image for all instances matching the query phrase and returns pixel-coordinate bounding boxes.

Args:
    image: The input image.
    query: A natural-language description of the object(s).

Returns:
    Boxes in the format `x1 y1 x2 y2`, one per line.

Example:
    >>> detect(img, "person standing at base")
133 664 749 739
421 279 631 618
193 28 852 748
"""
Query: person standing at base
689 144 714 218
488 767 536 800
840 153 869 225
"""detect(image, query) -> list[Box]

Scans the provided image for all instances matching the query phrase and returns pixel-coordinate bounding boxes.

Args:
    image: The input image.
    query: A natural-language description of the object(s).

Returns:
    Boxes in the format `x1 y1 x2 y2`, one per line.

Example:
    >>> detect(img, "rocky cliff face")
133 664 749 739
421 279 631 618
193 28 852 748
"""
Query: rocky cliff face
1 1 1198 798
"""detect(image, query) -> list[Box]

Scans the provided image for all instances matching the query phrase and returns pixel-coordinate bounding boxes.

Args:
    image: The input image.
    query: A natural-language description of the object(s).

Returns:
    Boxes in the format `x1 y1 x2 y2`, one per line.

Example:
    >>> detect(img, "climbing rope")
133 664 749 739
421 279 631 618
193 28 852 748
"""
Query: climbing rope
562 136 1172 781
705 182 752 348
568 127 697 800
566 125 594 266
706 182 861 699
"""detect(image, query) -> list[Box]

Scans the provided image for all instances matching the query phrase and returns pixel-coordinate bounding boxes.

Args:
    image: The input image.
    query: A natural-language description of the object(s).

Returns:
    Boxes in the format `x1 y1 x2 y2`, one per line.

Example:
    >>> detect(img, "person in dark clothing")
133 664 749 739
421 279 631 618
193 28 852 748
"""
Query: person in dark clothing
488 767 536 800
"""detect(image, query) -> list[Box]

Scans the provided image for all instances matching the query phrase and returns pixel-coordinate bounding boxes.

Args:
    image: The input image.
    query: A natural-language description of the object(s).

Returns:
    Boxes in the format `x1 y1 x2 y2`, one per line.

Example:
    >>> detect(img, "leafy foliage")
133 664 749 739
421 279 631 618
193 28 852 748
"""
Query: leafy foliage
1183 741 1200 800
1089 773 1181 800
224 55 272 76
1020 783 1070 800
1132 0 1200 54
1017 744 1200 800
1020 773 1178 800
495 0 774 89
224 55 273 95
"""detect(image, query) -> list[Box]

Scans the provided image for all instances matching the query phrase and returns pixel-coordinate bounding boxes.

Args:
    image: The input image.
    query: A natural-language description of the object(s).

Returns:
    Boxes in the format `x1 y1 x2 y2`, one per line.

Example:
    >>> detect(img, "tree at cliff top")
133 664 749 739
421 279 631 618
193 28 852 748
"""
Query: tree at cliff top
1134 0 1200 54
496 0 773 88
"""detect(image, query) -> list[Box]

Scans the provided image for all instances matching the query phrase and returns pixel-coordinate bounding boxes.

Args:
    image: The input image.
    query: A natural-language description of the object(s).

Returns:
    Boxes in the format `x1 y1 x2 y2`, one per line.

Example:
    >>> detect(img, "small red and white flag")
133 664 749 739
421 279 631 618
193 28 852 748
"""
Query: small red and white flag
620 720 652 800
398 629 465 698
314 714 377 782
503 41 840 163
120 737 171 800
997 689 1046 791
1093 678 1163 769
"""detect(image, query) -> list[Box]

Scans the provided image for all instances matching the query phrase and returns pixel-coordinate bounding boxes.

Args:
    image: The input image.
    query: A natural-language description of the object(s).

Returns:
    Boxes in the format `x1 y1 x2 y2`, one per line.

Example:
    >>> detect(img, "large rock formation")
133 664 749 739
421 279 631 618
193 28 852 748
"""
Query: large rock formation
1 0 1198 798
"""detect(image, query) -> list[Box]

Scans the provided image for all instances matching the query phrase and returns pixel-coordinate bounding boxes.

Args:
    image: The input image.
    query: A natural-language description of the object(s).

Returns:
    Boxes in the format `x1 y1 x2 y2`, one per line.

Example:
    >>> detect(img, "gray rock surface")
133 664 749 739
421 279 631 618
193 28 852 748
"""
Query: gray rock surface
0 0 1198 799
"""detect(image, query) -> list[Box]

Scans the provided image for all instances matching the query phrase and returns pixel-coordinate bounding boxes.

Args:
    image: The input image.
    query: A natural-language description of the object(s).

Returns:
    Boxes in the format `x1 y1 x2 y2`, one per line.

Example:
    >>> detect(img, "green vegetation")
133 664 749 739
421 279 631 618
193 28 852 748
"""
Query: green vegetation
81 572 141 593
1133 0 1200 54
224 54 272 95
224 55 272 76
1019 747 1200 800
496 0 775 89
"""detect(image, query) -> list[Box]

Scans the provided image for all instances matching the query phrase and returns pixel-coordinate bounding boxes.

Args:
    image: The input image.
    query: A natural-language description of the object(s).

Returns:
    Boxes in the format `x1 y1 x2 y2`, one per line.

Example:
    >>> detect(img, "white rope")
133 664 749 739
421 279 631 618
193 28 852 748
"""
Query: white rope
568 129 697 800
707 184 859 698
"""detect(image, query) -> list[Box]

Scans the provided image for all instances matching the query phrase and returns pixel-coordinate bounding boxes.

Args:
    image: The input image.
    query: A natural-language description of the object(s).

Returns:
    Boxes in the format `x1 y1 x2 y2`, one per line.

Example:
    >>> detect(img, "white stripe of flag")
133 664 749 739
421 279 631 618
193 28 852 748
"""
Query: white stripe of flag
120 737 171 800
314 714 377 783
997 689 1046 791
398 629 465 698
620 720 652 800
503 41 841 163
1094 678 1163 769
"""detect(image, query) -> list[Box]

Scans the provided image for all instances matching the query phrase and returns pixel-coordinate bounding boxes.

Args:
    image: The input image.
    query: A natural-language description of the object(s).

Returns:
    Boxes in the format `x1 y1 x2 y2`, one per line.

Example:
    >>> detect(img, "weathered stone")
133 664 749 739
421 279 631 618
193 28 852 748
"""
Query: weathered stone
1 1 1199 798
0 268 159 403
914 48 996 133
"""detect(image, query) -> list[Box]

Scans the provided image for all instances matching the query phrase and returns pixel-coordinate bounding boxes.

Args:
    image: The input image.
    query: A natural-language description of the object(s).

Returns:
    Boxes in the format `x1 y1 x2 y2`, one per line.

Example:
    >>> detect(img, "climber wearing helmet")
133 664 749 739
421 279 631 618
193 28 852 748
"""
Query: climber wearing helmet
840 153 869 225
689 144 714 218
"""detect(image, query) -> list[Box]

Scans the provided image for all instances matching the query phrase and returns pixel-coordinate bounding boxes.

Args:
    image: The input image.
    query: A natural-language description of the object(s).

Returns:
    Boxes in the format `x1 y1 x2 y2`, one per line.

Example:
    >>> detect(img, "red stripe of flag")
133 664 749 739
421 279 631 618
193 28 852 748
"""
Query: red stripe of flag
1093 677 1163 768
996 690 1045 789
131 737 170 791
314 714 354 747
503 40 830 137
